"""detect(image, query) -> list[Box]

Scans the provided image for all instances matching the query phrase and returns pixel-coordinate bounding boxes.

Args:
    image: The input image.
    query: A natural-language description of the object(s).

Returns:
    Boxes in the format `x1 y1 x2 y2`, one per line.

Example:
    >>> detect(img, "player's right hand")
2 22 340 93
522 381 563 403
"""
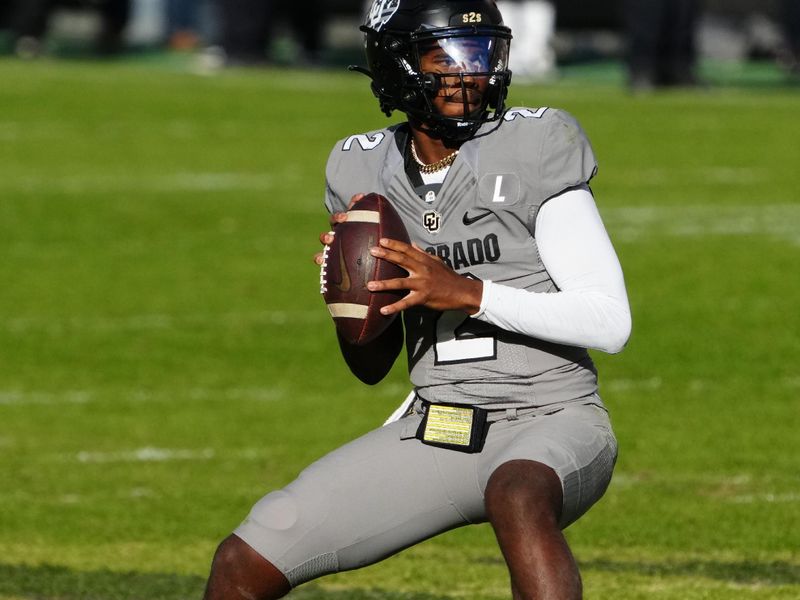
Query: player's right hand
313 194 366 265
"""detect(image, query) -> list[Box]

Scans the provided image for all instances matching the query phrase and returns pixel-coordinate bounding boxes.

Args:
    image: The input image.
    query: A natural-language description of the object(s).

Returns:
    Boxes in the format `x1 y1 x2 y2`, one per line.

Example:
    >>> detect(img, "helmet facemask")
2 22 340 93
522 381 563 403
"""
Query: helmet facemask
406 32 511 140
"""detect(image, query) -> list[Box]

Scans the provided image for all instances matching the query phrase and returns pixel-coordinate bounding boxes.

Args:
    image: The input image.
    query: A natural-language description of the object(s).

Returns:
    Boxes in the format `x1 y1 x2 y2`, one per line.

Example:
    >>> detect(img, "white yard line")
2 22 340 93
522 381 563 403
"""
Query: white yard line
75 447 217 463
1 172 279 194
602 376 799 395
0 390 92 406
729 493 800 504
2 309 326 334
603 377 663 393
603 203 800 246
608 166 767 186
70 446 266 464
610 473 799 507
0 386 286 406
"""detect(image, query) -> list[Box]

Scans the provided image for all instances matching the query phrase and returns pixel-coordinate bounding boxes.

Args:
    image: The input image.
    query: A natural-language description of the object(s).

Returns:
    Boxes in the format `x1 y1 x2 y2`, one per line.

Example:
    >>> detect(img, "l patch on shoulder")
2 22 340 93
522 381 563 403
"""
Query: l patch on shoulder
478 174 521 207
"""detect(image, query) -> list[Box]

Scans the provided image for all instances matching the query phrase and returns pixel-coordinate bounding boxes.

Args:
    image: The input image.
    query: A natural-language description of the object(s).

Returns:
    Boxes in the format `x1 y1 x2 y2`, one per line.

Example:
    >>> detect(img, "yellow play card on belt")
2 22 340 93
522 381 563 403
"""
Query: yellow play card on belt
416 401 489 453
422 404 474 446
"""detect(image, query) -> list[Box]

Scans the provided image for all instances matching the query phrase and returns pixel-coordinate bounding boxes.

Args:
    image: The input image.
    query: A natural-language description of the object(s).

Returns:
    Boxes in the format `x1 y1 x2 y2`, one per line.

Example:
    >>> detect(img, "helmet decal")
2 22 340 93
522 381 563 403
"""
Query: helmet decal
365 0 401 32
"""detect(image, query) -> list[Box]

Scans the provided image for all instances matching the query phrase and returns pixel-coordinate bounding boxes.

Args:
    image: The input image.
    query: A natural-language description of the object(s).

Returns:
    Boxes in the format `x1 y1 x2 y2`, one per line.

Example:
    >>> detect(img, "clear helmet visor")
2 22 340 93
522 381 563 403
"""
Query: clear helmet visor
416 35 509 76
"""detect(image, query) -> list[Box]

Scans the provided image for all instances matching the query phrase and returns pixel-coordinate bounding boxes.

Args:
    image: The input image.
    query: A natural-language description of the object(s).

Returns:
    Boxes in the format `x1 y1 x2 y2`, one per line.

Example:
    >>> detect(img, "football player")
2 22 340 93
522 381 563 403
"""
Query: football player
203 1 631 599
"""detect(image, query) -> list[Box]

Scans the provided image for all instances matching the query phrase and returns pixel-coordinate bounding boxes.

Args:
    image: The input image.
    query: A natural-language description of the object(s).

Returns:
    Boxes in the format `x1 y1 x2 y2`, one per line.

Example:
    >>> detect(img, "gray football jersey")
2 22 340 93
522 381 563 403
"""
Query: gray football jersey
325 107 600 409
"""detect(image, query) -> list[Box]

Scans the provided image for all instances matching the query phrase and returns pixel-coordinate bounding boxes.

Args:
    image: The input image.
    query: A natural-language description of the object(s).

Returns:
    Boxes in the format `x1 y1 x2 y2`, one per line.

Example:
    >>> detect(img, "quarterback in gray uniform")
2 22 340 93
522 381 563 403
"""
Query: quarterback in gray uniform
203 1 631 599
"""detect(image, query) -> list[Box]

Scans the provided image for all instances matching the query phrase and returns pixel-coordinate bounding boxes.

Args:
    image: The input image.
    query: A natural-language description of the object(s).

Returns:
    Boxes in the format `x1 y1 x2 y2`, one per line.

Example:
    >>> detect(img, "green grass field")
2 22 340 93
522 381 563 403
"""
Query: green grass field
0 57 798 599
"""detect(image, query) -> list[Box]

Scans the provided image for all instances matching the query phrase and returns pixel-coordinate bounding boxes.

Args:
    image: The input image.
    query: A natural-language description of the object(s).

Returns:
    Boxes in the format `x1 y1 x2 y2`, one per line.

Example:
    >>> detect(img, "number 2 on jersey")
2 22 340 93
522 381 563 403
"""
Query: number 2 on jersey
434 310 496 364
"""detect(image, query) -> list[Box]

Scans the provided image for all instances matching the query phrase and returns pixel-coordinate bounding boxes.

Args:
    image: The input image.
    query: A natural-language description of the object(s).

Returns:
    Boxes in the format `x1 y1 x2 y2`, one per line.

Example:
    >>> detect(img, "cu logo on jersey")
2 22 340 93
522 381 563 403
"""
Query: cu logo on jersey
422 210 442 234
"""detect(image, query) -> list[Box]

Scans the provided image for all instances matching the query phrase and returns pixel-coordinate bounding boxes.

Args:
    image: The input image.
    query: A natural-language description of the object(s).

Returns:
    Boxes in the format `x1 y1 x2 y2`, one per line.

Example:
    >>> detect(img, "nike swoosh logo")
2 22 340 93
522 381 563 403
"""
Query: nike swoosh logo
335 245 351 292
462 210 493 226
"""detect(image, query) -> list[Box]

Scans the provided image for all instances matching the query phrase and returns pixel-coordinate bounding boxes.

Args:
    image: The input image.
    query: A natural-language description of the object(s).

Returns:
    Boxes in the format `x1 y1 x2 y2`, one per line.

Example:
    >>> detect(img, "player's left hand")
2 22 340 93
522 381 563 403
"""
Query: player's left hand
367 238 483 316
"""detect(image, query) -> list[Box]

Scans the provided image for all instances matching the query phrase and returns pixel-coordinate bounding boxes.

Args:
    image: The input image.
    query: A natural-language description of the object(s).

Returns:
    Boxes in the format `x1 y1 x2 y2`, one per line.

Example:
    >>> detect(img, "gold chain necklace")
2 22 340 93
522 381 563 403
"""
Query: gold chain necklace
410 139 459 175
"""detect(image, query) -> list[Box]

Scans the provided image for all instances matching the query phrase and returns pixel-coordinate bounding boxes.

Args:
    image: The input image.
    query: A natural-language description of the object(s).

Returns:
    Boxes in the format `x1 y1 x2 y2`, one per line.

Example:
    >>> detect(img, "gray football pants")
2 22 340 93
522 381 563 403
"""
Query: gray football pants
235 398 617 587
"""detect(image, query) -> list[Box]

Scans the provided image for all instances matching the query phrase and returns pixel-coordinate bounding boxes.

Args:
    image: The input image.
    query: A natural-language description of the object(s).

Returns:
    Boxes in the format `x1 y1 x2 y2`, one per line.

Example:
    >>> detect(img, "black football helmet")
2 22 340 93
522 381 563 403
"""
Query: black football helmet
354 0 513 141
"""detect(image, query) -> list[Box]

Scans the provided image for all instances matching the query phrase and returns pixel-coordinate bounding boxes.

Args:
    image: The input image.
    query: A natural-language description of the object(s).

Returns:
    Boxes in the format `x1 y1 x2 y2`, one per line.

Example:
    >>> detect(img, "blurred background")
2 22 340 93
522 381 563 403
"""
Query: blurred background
0 0 798 85
1 2 799 600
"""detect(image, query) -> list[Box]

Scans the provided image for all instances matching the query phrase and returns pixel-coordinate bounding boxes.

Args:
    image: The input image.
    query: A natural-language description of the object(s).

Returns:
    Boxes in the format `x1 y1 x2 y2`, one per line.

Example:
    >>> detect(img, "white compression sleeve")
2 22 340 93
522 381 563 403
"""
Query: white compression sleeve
473 185 631 353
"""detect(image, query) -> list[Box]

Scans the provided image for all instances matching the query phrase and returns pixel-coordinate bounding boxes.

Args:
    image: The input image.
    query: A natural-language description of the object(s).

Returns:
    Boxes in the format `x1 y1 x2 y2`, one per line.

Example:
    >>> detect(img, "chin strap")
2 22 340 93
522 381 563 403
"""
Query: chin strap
349 63 503 137
347 65 373 79
408 113 482 143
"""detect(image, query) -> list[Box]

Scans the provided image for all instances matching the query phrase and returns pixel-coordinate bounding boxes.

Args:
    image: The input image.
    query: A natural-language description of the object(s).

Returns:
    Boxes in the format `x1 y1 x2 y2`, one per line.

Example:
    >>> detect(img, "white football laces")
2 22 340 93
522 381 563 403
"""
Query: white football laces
319 232 334 294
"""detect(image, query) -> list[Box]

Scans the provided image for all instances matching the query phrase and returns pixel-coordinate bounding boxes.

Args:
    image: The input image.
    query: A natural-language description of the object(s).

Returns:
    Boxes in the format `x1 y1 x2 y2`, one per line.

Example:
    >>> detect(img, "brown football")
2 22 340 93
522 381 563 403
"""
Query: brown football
320 193 410 345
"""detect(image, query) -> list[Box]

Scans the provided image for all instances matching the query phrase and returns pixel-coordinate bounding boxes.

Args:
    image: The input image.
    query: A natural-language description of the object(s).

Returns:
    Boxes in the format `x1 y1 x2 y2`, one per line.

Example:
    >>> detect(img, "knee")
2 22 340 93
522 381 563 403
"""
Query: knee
210 534 278 582
206 535 291 600
210 535 251 577
485 460 563 525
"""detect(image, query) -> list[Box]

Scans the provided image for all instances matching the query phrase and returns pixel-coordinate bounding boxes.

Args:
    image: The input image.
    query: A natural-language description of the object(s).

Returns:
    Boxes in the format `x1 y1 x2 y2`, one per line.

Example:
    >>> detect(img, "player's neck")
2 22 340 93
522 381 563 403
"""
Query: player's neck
409 127 461 165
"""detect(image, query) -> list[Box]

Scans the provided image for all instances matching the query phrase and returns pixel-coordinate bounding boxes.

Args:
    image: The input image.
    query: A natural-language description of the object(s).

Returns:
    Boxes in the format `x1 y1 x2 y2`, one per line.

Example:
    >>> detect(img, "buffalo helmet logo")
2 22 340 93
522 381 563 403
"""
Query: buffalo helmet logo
365 0 400 31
